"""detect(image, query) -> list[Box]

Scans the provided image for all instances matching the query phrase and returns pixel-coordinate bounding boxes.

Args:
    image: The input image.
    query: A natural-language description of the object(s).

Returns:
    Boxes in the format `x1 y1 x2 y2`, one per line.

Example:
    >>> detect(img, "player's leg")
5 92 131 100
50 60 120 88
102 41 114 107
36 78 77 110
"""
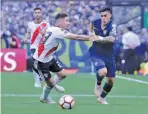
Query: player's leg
53 74 66 92
32 70 41 88
95 68 107 97
34 61 56 104
98 60 116 104
91 57 107 98
98 77 115 104
40 77 56 104
31 49 41 88
49 58 76 92
48 58 67 92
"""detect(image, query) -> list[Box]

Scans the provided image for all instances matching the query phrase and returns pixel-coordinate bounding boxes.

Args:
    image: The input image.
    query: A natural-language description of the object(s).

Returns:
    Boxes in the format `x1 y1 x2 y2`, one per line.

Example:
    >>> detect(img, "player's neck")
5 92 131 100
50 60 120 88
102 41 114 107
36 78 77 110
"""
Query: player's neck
101 23 107 30
56 25 63 29
101 20 110 30
34 19 42 24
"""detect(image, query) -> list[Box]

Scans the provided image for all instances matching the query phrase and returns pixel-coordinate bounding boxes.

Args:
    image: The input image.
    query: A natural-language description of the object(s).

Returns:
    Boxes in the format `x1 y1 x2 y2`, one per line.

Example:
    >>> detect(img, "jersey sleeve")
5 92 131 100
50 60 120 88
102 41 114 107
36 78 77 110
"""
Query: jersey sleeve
57 29 70 39
109 24 117 37
27 22 31 33
46 22 50 28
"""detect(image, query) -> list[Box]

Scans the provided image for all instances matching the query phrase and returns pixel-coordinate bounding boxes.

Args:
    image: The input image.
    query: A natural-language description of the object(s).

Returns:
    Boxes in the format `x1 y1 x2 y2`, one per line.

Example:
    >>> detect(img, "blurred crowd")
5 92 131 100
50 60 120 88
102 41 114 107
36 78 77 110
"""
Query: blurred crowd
1 0 148 75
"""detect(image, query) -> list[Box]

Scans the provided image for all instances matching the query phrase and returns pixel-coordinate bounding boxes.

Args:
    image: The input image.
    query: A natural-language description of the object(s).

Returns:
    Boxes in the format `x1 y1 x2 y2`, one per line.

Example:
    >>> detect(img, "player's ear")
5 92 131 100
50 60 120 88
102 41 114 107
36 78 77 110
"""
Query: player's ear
109 13 112 19
109 12 112 19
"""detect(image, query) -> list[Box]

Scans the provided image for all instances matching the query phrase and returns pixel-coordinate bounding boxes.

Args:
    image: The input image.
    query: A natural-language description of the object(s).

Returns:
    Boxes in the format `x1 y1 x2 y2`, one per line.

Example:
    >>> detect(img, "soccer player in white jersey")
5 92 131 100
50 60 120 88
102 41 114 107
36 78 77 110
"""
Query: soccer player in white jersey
33 13 92 104
25 7 49 88
25 8 65 92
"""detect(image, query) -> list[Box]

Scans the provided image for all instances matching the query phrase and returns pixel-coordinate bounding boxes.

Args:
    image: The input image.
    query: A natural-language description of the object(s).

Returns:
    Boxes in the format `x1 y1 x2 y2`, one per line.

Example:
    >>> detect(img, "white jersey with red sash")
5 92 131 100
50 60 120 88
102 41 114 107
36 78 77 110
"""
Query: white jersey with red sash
28 20 50 49
33 27 69 63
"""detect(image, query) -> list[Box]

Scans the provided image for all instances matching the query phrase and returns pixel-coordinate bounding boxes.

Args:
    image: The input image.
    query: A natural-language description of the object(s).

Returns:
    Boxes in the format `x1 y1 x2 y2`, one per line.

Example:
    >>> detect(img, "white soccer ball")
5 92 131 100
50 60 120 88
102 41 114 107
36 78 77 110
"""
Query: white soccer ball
59 95 75 109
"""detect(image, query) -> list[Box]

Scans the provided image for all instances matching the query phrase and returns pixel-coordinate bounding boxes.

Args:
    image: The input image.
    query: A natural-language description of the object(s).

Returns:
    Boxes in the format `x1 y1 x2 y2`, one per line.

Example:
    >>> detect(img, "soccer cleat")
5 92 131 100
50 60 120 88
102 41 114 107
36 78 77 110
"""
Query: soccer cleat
98 97 109 105
34 82 41 88
94 81 102 98
40 97 56 104
54 85 65 93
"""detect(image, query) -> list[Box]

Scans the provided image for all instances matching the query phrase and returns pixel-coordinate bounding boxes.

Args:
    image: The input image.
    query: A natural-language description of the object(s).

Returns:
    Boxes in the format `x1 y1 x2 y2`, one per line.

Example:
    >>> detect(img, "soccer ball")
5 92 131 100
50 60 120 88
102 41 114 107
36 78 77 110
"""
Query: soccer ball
59 95 75 109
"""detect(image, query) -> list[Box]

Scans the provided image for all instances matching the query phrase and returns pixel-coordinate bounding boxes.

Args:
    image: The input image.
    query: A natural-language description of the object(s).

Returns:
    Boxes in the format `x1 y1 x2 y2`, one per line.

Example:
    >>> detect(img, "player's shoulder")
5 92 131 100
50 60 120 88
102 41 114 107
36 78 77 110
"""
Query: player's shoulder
46 26 60 31
46 26 63 34
110 20 117 28
42 20 49 24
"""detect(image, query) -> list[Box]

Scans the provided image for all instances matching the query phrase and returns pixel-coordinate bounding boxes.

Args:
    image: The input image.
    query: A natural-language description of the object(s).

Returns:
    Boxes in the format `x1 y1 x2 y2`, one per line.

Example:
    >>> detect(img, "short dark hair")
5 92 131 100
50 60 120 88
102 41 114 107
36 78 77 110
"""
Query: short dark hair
34 7 42 11
100 7 111 13
55 13 68 20
127 26 133 31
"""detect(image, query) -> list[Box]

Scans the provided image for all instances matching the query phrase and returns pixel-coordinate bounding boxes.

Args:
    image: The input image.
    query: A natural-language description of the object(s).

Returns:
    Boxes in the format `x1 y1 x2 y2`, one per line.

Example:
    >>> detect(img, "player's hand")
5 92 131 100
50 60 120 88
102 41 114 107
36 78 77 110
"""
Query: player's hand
89 36 99 42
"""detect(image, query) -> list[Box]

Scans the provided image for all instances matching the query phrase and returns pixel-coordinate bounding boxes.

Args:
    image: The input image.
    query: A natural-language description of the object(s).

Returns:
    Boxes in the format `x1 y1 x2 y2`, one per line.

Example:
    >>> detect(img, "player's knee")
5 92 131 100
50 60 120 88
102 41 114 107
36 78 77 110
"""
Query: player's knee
107 78 114 85
98 68 107 76
45 78 54 87
58 75 66 79
57 70 67 78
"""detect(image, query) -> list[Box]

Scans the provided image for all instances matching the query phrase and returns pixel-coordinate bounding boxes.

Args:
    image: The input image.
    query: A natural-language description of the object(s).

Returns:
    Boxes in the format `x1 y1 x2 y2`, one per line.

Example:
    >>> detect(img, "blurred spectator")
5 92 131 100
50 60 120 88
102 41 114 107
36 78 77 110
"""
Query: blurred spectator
1 1 147 74
121 26 141 74
139 28 148 61
9 34 21 48
1 31 11 48
139 28 148 44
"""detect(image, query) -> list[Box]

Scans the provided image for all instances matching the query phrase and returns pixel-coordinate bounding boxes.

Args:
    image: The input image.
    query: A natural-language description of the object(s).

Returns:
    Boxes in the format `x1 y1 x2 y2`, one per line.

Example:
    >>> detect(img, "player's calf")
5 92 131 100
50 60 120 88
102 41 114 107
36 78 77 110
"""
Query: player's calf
94 69 107 97
100 78 114 99
94 72 104 97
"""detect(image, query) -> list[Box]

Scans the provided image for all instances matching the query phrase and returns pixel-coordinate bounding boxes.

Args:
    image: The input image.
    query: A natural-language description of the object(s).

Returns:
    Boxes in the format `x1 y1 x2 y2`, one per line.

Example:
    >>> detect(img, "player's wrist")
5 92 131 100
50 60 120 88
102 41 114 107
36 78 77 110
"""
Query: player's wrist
99 36 104 41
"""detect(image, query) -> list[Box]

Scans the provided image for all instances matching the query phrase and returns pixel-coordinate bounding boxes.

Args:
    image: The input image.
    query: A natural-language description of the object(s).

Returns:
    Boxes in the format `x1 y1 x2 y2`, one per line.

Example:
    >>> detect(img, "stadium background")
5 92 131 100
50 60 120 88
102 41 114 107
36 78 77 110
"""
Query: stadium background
1 0 148 74
1 0 148 114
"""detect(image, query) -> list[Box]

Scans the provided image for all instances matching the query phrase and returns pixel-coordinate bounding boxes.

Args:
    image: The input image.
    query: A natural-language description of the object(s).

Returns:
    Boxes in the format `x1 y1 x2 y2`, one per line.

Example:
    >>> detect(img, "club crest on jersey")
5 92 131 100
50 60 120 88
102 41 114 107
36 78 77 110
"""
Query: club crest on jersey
103 30 107 35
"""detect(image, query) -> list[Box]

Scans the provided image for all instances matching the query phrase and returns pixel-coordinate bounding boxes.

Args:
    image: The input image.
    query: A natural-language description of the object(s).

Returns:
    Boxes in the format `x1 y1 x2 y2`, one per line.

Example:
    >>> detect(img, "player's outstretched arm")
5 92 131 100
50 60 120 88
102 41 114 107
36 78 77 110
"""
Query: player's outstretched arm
65 33 90 41
90 35 115 43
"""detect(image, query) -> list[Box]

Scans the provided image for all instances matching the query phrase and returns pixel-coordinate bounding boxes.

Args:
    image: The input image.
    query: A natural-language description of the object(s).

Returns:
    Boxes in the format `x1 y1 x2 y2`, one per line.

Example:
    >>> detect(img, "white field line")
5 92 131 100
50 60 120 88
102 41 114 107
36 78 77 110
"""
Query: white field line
1 94 148 99
116 75 148 85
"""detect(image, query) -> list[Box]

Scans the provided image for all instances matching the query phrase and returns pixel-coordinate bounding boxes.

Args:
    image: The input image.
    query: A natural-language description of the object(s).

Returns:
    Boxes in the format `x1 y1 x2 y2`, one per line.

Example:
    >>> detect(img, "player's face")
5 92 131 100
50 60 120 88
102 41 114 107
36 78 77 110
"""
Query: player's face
60 17 70 29
33 9 42 19
100 11 111 25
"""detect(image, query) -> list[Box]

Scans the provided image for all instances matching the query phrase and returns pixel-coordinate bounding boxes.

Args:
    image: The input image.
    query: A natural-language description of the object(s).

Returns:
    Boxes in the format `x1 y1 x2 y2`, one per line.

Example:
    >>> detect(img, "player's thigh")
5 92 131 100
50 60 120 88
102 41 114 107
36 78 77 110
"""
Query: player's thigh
48 58 74 78
49 58 63 73
56 68 76 77
105 60 116 78
34 60 52 82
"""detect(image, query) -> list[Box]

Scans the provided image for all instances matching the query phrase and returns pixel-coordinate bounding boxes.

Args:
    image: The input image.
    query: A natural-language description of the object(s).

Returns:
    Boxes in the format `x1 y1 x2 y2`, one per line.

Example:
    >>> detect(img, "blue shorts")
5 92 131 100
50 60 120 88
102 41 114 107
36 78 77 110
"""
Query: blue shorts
91 57 116 77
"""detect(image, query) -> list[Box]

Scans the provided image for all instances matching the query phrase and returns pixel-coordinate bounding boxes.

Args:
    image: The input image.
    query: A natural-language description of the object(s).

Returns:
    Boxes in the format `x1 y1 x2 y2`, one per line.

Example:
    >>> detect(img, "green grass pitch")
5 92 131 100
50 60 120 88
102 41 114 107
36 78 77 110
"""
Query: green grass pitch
1 72 148 114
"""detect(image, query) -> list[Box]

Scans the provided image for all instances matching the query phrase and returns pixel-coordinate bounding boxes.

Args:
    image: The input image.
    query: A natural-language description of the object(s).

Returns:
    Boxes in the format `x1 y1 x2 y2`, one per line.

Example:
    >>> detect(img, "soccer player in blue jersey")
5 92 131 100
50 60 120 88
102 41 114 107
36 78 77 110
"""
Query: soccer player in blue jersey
89 7 117 104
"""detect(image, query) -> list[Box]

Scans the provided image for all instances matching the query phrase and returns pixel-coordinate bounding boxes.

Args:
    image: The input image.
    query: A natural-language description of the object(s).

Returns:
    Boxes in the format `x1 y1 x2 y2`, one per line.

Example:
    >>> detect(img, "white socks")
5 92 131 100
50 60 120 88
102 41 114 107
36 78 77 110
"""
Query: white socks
41 75 64 100
41 85 52 99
